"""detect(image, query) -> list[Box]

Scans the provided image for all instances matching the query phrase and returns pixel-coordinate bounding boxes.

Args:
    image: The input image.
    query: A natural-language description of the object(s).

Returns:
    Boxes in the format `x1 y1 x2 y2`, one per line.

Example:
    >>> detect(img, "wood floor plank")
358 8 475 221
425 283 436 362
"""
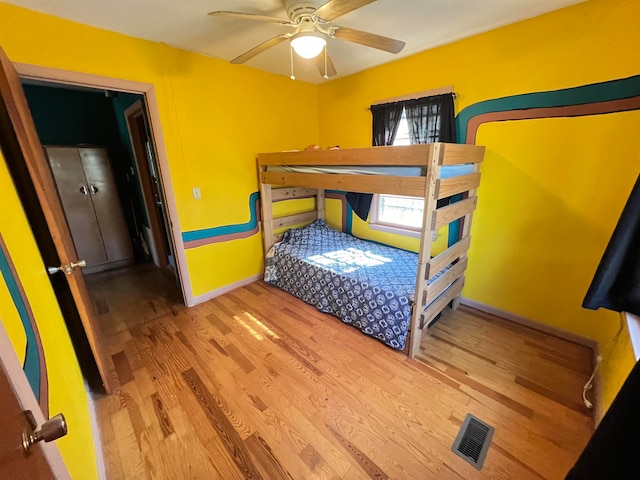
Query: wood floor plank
116 382 151 448
181 367 263 479
225 343 256 373
515 375 590 415
113 350 135 385
151 392 174 438
207 311 233 334
245 432 295 480
327 425 389 480
95 395 126 480
232 368 354 476
111 407 147 479
89 265 594 480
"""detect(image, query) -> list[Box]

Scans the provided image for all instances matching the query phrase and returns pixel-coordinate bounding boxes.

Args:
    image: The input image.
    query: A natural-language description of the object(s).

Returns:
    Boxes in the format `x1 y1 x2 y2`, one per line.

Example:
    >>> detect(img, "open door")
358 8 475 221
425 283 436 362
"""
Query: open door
0 319 69 479
0 46 114 393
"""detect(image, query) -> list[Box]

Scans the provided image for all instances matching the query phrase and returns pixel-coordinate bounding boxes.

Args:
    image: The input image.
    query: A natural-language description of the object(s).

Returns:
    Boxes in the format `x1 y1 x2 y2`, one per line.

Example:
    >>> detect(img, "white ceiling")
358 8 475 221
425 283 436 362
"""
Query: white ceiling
4 0 582 84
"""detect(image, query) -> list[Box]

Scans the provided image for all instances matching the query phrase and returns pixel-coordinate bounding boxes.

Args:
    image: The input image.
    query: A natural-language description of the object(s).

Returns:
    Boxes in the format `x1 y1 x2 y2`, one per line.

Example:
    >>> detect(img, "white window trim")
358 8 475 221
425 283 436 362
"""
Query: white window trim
369 193 422 238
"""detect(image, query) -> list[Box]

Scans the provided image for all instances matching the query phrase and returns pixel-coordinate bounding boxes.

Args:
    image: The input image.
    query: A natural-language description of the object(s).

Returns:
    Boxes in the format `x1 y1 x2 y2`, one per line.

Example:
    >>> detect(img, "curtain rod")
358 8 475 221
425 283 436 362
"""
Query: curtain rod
366 87 456 111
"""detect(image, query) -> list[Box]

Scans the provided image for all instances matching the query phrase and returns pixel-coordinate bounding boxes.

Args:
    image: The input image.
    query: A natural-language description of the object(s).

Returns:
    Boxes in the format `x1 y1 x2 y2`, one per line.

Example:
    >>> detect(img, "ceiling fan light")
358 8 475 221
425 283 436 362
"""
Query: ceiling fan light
290 32 326 59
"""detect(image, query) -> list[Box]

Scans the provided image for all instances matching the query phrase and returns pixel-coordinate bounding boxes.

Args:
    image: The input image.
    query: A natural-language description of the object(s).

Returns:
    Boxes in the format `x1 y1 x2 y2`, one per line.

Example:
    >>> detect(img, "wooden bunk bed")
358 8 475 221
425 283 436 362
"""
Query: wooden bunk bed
258 142 485 357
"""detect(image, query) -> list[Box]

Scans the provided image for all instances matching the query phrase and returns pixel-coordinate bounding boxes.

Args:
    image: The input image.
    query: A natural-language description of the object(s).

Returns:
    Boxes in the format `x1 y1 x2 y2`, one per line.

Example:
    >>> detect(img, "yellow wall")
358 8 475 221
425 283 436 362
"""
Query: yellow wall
0 1 317 475
317 0 639 409
1 0 637 420
0 150 97 478
0 1 319 299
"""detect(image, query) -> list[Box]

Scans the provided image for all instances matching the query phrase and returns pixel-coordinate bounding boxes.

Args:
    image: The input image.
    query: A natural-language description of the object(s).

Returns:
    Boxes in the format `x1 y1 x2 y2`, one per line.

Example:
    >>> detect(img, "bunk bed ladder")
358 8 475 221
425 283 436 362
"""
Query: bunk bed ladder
408 143 484 357
408 143 442 357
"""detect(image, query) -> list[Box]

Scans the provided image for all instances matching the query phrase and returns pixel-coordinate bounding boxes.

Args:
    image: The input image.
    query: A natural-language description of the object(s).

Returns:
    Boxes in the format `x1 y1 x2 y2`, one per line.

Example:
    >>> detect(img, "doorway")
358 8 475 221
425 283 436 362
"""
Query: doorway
22 80 182 387
11 64 191 392
124 100 176 275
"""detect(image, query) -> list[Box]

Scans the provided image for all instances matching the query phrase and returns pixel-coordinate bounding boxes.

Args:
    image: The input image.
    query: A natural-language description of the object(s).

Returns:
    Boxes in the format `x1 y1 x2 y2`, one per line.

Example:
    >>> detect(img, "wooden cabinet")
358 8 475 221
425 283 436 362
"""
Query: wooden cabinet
45 146 133 273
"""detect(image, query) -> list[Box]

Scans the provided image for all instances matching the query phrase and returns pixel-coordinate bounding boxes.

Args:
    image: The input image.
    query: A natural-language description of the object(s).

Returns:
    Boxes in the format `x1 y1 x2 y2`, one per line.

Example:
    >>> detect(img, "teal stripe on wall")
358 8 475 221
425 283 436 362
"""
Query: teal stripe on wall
182 192 260 242
0 245 40 400
456 74 640 143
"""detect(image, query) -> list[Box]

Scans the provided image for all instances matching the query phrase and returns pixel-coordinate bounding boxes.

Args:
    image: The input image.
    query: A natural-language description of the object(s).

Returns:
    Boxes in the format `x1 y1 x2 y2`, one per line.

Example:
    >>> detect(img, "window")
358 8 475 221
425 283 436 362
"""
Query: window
368 91 455 236
373 194 424 229
392 110 411 146
370 111 424 236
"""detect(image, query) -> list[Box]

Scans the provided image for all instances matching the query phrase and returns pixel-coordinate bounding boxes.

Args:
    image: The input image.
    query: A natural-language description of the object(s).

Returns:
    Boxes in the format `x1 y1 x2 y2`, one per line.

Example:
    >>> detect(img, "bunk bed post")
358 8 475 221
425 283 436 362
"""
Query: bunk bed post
259 170 275 255
408 143 442 357
316 189 325 220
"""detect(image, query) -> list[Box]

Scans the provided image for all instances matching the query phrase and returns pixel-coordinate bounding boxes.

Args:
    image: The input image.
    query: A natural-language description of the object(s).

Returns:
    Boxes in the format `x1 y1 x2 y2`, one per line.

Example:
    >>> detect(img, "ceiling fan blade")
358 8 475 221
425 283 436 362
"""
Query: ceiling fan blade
333 26 405 54
313 0 376 22
231 35 290 64
314 48 337 78
208 11 292 26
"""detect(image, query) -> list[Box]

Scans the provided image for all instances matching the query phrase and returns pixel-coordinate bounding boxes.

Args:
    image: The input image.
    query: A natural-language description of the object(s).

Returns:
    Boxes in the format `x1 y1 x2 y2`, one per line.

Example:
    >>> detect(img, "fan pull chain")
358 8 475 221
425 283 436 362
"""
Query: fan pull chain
290 44 295 80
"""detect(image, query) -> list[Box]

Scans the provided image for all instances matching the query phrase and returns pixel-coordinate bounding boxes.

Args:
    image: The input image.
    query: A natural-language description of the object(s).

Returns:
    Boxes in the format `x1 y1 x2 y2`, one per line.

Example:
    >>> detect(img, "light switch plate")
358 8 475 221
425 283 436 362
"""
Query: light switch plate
192 187 201 200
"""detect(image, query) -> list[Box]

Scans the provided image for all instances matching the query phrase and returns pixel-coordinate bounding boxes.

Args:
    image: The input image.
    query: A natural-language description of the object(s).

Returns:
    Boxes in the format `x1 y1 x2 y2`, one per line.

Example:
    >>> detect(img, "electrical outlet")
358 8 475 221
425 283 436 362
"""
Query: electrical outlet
192 187 201 200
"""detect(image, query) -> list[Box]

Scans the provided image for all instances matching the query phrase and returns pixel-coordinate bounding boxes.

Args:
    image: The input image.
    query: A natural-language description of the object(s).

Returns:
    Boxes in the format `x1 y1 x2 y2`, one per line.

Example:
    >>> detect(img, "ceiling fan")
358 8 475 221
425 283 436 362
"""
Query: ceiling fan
208 0 406 79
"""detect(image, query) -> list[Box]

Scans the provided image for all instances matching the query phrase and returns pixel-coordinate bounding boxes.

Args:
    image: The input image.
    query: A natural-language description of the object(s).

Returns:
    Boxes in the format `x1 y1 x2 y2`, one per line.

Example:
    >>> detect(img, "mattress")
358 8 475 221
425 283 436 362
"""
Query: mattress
265 220 448 350
267 164 474 179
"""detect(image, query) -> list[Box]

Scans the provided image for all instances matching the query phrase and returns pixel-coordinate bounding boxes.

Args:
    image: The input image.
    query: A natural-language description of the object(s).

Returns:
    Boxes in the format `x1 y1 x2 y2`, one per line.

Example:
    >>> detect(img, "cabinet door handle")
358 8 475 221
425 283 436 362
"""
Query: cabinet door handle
89 185 99 194
79 185 88 195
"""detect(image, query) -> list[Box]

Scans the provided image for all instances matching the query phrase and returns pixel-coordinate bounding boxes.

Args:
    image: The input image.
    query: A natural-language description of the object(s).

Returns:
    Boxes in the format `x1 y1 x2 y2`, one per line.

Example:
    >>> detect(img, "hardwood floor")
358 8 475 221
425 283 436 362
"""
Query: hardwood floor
86 264 593 479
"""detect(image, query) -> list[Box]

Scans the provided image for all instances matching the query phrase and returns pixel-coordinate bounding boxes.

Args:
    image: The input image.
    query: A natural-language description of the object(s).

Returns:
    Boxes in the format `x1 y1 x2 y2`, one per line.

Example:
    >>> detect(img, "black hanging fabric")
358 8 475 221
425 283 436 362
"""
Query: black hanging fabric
583 174 640 316
345 192 374 222
405 93 456 144
566 358 640 479
404 93 457 210
345 101 405 221
347 93 457 221
371 101 404 147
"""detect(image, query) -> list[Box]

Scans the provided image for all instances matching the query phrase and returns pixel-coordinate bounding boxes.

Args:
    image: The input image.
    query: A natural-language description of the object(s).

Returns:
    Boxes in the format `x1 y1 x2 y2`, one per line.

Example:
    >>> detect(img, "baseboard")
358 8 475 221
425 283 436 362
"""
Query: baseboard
86 387 107 480
460 297 598 351
190 274 263 306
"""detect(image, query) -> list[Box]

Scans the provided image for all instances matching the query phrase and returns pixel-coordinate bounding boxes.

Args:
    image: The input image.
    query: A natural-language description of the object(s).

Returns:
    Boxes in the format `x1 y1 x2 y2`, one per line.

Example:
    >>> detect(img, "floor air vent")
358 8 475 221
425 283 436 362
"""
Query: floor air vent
451 413 495 469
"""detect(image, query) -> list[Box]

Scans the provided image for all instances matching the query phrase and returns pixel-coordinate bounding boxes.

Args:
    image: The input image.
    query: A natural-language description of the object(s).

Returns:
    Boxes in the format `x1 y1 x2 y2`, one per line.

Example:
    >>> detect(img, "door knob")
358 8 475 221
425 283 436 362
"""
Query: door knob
47 259 87 275
79 185 88 195
22 412 68 453
89 185 99 194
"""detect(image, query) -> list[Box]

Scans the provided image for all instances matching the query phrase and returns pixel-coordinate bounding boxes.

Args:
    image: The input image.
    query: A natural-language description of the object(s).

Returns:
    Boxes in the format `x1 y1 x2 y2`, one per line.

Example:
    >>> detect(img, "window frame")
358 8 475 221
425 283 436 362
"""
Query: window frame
369 194 423 238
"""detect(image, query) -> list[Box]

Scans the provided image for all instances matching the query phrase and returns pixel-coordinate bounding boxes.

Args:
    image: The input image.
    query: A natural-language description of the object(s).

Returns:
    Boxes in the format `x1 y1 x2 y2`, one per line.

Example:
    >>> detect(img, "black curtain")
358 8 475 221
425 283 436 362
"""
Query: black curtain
345 102 405 221
405 93 456 144
346 93 457 221
405 94 457 210
566 358 640 479
371 101 404 147
583 174 640 316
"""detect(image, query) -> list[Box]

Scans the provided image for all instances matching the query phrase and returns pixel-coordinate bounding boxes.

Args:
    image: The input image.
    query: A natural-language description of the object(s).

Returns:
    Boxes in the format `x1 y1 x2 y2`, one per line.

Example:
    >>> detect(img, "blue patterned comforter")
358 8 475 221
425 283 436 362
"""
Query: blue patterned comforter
265 220 418 350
